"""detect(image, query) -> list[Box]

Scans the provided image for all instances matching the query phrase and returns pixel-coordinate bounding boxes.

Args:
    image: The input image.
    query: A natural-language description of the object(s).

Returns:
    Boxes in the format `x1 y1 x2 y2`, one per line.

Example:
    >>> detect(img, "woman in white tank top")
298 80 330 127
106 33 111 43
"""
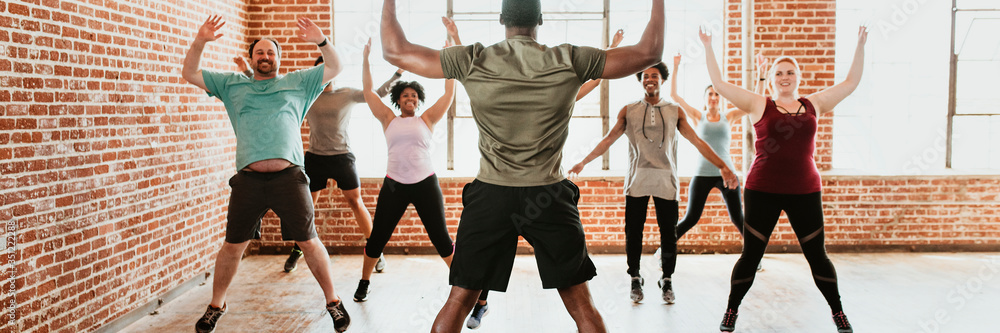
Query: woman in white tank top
350 39 457 302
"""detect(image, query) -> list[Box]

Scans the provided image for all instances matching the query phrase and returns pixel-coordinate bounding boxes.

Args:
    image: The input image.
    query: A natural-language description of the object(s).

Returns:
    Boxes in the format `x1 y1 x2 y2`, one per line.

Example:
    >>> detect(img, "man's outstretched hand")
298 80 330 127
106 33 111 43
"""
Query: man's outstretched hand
196 15 226 43
297 17 326 44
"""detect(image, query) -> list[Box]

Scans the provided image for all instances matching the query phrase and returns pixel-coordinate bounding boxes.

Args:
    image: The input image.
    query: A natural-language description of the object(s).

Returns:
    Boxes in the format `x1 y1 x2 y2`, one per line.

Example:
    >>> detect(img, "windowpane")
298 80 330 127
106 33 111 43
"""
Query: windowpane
955 12 1000 116
453 0 501 13
345 107 388 177
956 60 1000 115
952 115 1000 169
335 0 727 176
453 118 482 174
832 0 951 173
957 0 1000 9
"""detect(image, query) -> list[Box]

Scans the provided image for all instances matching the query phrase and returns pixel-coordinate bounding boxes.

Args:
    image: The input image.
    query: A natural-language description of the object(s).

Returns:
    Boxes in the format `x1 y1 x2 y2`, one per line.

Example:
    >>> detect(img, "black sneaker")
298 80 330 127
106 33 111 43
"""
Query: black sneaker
327 299 351 332
833 311 853 333
375 254 387 273
195 304 226 333
353 280 371 302
284 248 303 273
719 308 738 332
657 278 675 304
465 302 489 329
629 276 644 303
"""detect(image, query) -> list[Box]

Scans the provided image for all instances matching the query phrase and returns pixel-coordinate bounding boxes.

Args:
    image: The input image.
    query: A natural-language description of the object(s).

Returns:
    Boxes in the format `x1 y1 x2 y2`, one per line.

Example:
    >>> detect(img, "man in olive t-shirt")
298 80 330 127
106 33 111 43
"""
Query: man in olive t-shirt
380 0 665 332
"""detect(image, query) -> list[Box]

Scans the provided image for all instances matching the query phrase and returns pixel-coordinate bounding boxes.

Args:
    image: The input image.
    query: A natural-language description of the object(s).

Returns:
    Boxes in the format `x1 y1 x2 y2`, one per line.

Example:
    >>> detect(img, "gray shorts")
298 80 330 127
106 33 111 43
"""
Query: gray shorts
225 166 318 243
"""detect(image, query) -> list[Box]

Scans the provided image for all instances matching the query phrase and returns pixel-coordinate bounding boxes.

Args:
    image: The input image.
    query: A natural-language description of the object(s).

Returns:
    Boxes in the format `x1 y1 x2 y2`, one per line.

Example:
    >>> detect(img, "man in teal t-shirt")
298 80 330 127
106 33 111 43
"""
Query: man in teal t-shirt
380 0 666 332
180 15 351 333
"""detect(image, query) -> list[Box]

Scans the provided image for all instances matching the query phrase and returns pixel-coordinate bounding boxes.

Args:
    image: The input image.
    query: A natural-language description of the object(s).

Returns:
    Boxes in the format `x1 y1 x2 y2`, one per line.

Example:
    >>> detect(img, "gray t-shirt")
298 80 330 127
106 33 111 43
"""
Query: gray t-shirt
440 36 607 186
305 74 400 155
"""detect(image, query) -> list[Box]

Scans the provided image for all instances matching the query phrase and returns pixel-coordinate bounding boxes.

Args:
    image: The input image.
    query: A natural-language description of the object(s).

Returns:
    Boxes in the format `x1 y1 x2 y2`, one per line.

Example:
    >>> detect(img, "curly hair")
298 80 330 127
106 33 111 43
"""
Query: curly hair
389 81 426 109
635 62 669 82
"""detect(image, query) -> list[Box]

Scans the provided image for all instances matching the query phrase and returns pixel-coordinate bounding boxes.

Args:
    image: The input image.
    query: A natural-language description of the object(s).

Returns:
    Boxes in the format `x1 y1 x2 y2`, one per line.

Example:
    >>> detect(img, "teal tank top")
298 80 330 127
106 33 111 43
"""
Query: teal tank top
694 112 736 177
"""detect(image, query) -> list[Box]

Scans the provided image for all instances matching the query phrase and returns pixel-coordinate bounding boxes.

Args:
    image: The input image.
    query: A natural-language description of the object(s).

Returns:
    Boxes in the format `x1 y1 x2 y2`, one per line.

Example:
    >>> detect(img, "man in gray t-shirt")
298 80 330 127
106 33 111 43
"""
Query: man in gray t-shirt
381 0 666 332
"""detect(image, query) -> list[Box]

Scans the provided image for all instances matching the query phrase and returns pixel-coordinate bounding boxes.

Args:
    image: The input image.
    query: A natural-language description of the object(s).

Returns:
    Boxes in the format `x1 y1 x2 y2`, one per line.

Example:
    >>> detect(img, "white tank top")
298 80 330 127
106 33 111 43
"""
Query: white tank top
385 116 435 184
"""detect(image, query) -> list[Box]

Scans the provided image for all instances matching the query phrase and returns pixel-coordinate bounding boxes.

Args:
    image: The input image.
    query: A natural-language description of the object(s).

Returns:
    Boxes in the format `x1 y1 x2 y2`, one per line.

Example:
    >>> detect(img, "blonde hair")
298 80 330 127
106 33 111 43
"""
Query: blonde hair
767 56 801 96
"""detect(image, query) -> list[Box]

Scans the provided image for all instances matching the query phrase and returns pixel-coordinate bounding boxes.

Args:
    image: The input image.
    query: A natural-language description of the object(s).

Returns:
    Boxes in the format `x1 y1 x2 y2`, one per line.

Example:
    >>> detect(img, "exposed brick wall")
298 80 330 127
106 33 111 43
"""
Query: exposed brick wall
256 176 1000 255
1 0 256 332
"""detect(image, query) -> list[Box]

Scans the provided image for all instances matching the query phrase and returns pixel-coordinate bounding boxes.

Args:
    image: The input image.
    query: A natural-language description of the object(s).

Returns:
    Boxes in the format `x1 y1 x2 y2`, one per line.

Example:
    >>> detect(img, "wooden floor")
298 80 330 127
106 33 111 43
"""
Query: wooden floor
121 252 998 332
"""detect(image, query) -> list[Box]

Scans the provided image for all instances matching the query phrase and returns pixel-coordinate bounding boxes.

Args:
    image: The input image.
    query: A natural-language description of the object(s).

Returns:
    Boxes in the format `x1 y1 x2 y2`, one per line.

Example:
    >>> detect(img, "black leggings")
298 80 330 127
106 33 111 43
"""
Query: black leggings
365 175 454 258
624 195 678 278
676 176 743 238
727 189 843 312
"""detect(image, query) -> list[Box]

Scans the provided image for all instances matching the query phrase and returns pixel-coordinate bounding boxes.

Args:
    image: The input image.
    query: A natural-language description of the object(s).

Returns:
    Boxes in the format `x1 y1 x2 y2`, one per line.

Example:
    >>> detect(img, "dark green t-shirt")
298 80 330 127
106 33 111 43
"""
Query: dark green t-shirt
441 36 606 186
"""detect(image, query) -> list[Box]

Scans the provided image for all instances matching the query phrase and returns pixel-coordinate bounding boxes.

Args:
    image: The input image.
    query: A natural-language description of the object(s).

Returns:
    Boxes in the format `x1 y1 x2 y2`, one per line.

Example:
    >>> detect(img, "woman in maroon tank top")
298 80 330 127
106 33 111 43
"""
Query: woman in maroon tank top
699 26 869 333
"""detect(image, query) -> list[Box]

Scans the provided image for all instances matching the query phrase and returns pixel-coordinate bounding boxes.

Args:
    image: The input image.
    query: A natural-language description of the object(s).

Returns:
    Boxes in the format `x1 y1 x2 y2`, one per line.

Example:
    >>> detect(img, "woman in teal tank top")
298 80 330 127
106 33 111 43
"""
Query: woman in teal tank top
669 54 748 241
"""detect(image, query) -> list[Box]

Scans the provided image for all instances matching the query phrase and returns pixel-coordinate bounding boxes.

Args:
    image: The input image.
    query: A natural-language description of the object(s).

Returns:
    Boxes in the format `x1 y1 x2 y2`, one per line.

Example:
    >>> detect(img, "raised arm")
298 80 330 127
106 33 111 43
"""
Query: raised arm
576 29 625 100
670 53 703 126
233 55 252 77
421 39 458 128
381 0 445 78
442 16 462 46
700 27 766 122
808 26 868 114
297 17 342 83
181 15 225 91
421 79 456 129
568 107 628 176
362 39 396 130
753 52 769 95
576 79 601 101
601 0 663 79
676 111 739 189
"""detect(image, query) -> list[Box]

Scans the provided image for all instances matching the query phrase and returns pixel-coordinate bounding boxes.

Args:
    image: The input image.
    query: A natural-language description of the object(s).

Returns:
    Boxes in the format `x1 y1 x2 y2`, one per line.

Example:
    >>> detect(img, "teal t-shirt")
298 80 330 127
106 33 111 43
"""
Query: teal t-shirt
202 66 327 171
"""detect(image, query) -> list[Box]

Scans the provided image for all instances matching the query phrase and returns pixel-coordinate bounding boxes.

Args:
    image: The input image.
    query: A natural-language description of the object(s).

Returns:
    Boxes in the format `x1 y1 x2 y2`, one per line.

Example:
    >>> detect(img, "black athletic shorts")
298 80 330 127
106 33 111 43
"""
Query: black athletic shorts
225 166 317 243
304 151 360 192
449 179 597 291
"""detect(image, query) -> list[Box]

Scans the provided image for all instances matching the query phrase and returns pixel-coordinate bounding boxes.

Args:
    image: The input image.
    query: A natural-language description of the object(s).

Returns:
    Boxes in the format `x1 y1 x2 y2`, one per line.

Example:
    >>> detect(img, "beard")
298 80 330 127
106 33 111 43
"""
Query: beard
255 59 276 75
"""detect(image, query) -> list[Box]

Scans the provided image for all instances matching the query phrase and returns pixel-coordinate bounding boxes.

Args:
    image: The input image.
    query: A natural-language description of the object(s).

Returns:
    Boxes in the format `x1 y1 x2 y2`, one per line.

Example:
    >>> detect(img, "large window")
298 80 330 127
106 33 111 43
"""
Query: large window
949 2 1000 169
332 0 725 177
833 0 952 174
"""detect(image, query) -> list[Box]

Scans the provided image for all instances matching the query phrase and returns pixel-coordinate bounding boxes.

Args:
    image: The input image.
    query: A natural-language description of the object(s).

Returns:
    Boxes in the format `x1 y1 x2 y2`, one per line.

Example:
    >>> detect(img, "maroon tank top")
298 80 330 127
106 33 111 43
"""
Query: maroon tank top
745 98 821 194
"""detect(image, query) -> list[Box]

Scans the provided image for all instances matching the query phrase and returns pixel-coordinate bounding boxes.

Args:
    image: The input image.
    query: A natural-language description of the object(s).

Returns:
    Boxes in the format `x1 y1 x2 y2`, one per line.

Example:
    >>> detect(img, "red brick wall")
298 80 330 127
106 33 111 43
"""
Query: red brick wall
1 0 257 332
257 176 1000 254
